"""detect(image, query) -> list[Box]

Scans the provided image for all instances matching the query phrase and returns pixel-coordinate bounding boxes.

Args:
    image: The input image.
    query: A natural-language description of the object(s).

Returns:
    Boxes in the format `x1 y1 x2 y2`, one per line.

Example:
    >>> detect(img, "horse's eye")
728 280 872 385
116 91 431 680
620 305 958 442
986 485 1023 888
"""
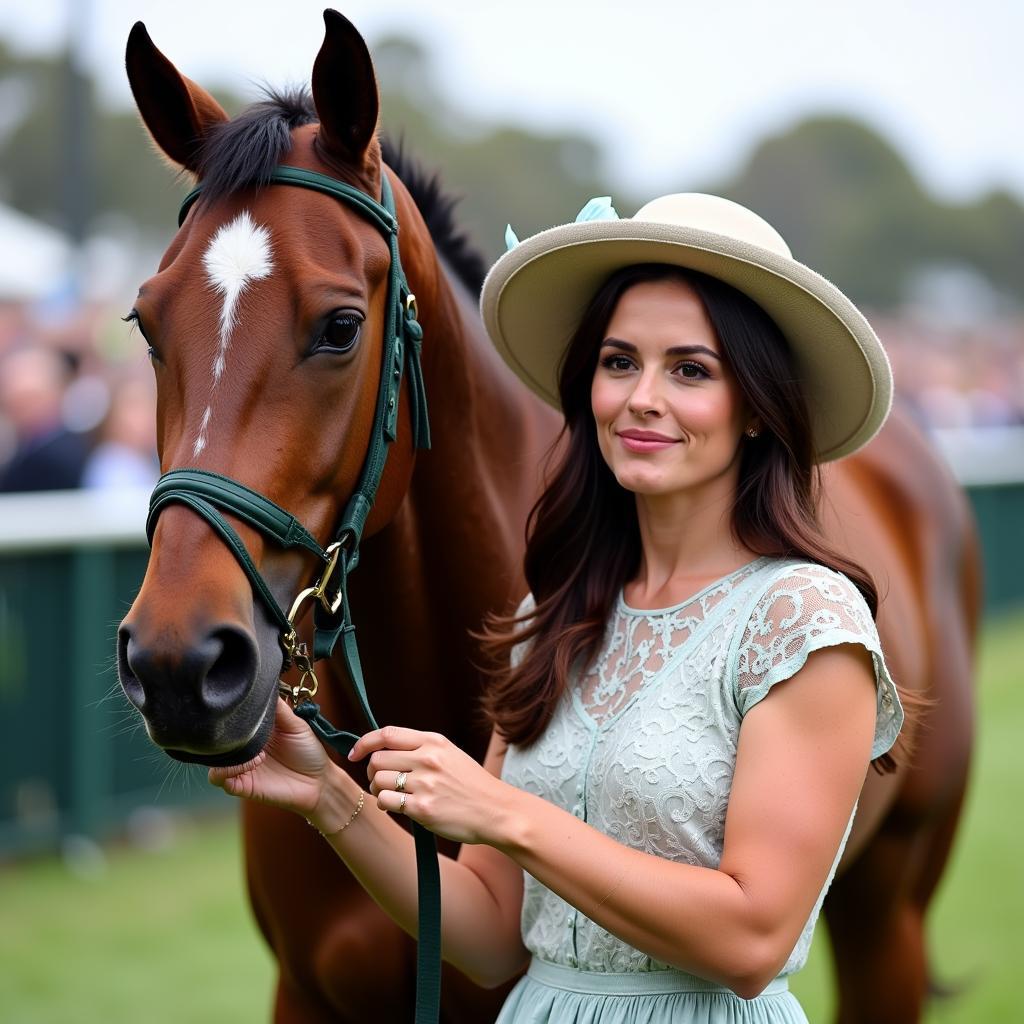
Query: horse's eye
123 308 161 362
122 308 149 341
313 314 362 354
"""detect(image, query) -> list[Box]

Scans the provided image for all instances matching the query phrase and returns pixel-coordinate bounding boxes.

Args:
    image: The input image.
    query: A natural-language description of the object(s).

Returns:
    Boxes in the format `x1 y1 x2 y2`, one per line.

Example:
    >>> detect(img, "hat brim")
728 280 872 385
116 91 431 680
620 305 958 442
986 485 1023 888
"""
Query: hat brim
480 220 892 462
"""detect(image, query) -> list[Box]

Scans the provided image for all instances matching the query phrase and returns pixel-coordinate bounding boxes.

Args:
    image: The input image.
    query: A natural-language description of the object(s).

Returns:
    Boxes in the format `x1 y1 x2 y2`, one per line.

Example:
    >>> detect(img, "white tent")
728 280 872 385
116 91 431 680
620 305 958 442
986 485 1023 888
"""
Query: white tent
0 202 70 301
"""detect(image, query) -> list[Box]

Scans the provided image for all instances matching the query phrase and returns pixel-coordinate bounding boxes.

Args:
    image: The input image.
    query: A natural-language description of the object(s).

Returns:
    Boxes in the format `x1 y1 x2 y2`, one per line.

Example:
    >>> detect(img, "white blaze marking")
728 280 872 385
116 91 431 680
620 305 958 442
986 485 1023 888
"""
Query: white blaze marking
193 211 274 457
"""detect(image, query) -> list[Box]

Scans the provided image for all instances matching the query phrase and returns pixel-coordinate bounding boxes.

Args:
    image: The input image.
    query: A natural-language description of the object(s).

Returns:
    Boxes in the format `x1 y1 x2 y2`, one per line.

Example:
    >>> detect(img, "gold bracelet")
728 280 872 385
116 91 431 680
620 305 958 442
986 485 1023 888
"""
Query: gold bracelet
308 791 365 839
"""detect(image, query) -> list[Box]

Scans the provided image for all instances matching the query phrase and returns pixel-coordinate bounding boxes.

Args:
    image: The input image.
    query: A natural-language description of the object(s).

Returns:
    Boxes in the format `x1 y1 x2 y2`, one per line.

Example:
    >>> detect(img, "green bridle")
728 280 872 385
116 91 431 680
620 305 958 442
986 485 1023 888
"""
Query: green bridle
146 165 440 1024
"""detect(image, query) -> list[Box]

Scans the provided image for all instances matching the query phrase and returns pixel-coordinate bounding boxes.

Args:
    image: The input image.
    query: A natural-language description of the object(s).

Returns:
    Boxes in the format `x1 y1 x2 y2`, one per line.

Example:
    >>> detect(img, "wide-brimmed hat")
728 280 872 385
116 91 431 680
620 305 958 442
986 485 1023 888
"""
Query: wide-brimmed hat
480 193 892 462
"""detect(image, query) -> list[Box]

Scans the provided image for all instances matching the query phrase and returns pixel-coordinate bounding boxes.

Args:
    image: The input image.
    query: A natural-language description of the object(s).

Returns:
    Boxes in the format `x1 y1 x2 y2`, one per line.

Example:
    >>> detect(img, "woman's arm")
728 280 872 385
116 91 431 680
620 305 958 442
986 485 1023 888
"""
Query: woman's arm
356 641 876 997
210 703 528 988
216 639 875 995
478 642 877 997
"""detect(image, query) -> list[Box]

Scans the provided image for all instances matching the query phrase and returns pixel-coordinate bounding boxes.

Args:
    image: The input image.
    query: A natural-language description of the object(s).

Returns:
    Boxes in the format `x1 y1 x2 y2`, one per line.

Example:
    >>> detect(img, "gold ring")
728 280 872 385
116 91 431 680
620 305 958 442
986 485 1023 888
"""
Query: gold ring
396 771 407 793
399 793 407 813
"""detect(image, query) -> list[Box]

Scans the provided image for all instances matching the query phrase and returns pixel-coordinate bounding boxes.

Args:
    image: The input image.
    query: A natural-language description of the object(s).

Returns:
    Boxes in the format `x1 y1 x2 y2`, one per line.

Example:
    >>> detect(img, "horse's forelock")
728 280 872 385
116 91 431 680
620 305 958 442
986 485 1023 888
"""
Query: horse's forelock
191 87 486 293
195 87 318 208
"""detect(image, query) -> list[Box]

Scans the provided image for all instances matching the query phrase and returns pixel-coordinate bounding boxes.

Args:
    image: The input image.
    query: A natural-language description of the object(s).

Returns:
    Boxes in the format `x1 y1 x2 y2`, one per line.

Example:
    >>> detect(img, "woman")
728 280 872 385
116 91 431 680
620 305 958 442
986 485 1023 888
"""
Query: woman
210 193 904 1023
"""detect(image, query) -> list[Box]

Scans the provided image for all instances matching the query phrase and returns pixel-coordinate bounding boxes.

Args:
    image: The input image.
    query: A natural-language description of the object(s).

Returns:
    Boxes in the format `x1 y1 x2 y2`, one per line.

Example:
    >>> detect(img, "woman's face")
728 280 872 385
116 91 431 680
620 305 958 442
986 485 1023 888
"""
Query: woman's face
590 277 753 501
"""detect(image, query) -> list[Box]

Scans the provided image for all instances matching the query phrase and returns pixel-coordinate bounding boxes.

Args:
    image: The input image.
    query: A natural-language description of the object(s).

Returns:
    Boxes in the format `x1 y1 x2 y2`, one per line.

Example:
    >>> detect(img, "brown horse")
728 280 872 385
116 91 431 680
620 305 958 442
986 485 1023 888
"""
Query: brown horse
118 11 979 1024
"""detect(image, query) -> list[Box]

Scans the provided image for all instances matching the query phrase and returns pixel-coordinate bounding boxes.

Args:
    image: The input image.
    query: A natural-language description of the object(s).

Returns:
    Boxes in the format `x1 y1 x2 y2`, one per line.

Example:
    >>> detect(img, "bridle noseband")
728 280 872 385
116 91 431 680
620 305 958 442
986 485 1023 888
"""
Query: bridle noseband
146 165 440 1023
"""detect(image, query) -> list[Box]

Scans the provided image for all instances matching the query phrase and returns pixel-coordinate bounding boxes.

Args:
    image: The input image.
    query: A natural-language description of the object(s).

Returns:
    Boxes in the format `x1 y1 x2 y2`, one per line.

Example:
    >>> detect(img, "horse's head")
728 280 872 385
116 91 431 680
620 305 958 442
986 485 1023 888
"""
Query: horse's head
117 12 432 765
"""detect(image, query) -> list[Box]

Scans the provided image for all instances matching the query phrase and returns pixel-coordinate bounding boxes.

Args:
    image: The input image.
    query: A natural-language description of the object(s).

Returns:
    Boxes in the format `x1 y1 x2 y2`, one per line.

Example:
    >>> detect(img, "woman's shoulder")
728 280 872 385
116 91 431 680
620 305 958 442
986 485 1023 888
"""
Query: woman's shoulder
509 592 537 670
745 557 871 616
751 554 855 581
727 557 880 683
731 558 902 757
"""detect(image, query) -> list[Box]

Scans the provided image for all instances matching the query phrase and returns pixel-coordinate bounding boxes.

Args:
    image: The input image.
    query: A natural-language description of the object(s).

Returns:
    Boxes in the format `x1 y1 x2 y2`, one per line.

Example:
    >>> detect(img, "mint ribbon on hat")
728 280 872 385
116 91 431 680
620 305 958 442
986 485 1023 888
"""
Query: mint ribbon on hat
505 196 619 251
574 196 619 223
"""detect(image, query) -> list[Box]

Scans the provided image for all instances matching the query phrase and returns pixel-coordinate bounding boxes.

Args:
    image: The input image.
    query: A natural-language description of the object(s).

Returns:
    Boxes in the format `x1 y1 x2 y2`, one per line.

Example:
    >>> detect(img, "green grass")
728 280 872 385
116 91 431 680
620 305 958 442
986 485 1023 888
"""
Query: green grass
790 609 1024 1021
1 612 1022 1023
0 814 274 1022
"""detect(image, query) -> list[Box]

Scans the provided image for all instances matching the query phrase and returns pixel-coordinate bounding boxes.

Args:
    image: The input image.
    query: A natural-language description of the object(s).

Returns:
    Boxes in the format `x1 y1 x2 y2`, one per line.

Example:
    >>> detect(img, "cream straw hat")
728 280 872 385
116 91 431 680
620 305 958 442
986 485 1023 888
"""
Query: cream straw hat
480 193 892 462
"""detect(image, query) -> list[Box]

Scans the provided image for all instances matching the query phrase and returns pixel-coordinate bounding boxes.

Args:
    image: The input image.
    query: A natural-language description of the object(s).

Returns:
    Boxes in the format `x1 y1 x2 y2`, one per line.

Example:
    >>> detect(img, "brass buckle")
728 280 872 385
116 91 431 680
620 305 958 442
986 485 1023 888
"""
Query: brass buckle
279 541 347 705
285 541 344 625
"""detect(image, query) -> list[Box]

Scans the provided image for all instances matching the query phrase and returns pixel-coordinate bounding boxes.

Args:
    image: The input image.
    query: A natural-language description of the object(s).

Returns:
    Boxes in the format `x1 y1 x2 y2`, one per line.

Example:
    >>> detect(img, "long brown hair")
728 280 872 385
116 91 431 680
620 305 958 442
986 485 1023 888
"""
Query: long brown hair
480 263 907 772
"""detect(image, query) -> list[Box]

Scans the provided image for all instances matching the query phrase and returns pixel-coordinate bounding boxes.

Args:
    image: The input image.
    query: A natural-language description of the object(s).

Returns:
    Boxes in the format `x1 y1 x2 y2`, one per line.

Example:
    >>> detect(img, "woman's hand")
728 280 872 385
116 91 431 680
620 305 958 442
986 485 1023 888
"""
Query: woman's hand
349 727 509 847
208 698 337 828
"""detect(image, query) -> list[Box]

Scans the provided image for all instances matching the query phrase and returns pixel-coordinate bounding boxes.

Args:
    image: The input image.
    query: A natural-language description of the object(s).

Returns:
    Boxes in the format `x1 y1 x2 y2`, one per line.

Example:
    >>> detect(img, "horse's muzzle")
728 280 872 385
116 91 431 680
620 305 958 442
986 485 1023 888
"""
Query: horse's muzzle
117 619 276 765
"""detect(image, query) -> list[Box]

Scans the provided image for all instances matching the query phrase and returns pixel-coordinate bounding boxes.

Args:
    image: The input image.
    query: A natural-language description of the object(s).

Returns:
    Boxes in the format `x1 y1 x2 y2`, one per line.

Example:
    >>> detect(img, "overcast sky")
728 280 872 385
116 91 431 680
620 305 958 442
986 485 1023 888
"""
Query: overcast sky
2 0 1022 205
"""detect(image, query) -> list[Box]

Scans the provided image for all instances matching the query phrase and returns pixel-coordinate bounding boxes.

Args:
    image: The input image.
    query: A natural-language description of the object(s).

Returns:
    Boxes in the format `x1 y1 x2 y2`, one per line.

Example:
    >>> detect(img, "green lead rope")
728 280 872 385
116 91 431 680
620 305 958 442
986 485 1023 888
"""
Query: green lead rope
291 697 442 1024
293 542 442 1023
150 164 440 1024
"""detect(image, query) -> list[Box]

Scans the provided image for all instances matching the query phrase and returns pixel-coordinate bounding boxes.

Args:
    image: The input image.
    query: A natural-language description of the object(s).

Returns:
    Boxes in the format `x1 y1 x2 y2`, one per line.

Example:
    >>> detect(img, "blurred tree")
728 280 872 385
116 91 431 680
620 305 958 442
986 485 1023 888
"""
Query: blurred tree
953 187 1024 303
373 34 625 265
0 33 1021 309
712 115 1024 308
0 38 245 235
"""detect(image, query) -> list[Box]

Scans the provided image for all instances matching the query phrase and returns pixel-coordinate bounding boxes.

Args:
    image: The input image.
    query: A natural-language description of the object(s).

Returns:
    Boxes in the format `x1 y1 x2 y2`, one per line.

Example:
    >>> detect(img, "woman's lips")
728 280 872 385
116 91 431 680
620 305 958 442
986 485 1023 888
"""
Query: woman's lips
617 430 681 453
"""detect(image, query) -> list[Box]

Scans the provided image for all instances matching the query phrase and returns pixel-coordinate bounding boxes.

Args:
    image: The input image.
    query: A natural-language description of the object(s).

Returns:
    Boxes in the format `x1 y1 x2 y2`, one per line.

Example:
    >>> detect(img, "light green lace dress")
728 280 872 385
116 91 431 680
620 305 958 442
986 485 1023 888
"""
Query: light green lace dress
497 556 903 1024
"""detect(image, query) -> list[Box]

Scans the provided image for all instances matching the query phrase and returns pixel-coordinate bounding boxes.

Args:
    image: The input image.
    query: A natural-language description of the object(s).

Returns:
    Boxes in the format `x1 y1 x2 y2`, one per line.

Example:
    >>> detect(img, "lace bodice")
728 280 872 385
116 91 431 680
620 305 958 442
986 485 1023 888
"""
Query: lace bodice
577 561 748 725
501 556 902 977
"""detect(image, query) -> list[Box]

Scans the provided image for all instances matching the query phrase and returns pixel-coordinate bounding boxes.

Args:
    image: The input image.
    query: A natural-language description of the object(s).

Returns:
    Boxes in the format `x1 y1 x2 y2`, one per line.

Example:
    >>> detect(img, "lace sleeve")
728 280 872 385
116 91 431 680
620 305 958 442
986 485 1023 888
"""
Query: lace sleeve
510 593 537 670
730 564 903 759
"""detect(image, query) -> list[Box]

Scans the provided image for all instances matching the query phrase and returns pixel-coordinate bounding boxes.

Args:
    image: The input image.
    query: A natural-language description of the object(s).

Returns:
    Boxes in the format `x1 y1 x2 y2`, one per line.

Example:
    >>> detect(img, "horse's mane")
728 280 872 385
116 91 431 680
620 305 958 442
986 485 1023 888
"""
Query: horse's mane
195 86 486 293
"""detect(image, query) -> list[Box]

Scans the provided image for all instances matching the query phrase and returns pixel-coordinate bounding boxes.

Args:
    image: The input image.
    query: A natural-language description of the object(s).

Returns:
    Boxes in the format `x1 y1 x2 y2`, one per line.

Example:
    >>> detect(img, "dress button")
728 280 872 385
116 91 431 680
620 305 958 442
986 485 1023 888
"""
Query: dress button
572 805 583 817
566 914 573 927
567 954 577 967
575 783 584 796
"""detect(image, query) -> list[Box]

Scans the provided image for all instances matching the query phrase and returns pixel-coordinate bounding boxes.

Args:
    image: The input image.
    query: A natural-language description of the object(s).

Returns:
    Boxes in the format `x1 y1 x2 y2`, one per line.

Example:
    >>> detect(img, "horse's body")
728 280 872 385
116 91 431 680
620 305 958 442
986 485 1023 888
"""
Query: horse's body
119 12 978 1024
241 243 558 1023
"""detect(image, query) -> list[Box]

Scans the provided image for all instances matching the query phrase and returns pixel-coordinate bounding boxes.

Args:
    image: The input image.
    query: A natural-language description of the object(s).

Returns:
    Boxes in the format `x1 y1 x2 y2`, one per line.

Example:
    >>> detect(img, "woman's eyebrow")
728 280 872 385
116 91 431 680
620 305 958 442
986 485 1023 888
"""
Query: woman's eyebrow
601 337 722 361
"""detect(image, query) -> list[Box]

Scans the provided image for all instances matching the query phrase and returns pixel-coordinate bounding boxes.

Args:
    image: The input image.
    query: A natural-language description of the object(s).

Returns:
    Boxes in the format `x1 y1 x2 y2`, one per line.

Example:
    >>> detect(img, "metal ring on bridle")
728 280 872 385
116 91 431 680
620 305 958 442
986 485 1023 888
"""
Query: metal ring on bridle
286 540 345 625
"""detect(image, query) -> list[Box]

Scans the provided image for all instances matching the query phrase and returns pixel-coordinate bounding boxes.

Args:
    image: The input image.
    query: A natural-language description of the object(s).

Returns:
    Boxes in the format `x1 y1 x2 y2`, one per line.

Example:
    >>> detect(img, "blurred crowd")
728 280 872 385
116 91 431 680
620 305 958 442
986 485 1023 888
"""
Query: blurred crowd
0 299 158 494
0 298 1022 495
878 315 1024 431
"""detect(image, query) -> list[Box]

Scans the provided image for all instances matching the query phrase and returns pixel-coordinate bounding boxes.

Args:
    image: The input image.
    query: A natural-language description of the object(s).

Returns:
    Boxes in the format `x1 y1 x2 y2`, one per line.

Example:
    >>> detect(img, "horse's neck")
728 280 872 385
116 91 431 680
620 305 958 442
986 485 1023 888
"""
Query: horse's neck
422 264 555 521
340 261 555 745
357 258 558 610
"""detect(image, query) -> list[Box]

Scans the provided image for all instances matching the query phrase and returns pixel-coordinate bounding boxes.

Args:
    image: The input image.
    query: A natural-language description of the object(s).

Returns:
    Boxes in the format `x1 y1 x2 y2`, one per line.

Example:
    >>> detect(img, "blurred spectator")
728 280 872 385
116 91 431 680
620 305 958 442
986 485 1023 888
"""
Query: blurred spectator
876 315 1024 431
0 294 1020 498
0 346 89 492
82 376 159 490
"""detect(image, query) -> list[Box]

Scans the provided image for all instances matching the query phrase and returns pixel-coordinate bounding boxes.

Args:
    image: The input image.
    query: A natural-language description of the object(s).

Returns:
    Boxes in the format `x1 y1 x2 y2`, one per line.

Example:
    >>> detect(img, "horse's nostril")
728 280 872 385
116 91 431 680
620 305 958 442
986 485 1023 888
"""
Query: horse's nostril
118 626 146 712
200 626 260 712
119 622 259 717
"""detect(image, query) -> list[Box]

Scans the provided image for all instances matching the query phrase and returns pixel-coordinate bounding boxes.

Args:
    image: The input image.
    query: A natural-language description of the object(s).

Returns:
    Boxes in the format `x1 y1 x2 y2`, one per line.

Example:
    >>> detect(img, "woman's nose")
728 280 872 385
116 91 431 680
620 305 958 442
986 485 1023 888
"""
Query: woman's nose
627 370 665 417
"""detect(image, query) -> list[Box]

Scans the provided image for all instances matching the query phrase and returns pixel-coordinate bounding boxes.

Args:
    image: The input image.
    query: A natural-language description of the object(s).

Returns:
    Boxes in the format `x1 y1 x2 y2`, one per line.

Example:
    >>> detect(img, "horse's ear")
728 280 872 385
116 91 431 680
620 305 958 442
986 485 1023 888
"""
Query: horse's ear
125 22 229 174
311 9 379 168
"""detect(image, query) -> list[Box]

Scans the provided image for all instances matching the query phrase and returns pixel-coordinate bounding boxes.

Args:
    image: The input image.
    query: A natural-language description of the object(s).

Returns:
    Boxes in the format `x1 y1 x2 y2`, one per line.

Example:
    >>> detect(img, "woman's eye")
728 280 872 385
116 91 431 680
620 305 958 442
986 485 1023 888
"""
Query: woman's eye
314 314 362 354
600 354 634 372
677 361 710 380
